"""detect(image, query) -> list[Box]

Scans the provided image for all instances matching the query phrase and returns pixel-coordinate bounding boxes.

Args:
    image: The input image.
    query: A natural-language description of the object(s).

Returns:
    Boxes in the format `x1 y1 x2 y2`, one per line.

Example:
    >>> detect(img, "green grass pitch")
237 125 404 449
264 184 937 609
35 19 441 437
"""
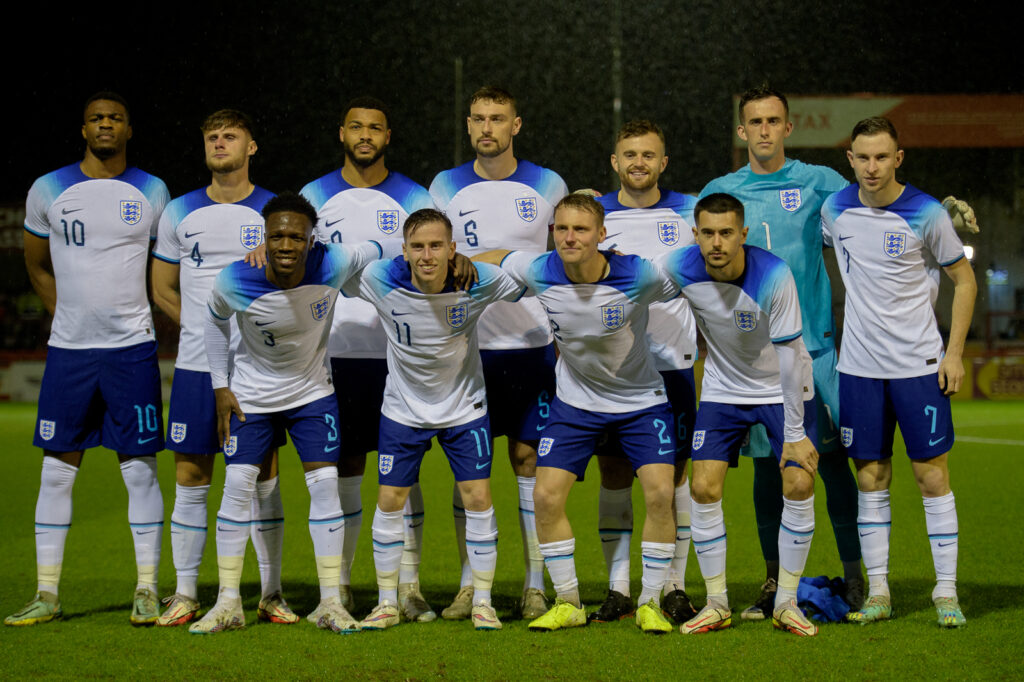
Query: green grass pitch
1 401 1022 680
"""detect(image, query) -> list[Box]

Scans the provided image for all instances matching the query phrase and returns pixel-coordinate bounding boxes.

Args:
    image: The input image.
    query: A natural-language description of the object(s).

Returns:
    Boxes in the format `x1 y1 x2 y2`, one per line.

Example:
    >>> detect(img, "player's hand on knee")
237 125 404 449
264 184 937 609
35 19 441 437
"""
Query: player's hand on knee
781 437 818 476
450 252 478 291
244 243 268 268
214 387 245 447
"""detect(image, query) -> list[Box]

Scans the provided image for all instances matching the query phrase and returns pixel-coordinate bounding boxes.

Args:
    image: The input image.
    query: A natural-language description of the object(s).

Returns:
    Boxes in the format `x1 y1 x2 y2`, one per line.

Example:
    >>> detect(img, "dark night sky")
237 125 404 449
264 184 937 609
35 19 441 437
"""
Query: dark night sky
4 1 1020 201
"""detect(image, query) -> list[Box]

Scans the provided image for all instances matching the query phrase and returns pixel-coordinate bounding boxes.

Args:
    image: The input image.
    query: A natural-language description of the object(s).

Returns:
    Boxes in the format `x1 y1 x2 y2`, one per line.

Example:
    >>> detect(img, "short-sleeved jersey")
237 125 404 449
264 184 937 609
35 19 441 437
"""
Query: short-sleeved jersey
500 251 678 413
701 159 848 353
208 241 382 413
300 169 433 359
344 258 525 429
821 184 966 379
24 163 170 349
152 186 274 372
430 160 568 350
598 190 698 371
659 245 803 404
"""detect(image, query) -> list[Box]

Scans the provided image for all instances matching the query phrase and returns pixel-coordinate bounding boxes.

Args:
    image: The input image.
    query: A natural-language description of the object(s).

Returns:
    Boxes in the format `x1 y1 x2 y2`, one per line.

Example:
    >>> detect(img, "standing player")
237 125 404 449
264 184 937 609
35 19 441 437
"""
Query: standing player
7 92 169 627
430 86 568 620
660 193 820 637
151 109 295 627
190 193 384 634
345 209 524 631
700 85 863 616
589 120 698 624
476 193 681 635
300 97 436 621
822 117 976 628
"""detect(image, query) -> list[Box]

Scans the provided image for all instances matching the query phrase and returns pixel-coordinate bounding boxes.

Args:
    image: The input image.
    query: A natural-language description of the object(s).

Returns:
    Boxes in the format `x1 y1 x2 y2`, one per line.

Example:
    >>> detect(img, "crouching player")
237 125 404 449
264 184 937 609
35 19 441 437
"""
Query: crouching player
345 208 524 631
476 193 681 635
659 193 820 636
191 192 386 634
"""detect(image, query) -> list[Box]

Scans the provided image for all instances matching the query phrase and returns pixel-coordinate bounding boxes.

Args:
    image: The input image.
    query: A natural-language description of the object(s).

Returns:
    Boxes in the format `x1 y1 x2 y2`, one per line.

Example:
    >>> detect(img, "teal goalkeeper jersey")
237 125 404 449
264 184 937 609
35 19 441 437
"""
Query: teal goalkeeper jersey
700 159 849 353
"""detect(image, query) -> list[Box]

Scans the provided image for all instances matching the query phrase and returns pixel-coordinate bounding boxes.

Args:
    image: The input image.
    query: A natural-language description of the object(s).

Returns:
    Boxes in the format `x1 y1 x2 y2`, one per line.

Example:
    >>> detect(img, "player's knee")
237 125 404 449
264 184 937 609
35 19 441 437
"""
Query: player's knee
508 439 537 473
690 478 722 505
783 471 815 501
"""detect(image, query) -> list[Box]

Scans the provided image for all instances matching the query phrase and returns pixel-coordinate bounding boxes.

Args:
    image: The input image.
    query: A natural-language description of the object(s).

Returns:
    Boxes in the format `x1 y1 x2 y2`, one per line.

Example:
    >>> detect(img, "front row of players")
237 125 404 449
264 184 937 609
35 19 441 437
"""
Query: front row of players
9 89 974 636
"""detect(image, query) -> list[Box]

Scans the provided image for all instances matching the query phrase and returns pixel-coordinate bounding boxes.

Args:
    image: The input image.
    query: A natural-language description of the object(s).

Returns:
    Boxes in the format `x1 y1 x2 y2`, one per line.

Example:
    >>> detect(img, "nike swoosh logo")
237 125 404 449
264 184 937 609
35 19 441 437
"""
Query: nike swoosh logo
61 208 83 215
822 434 838 444
475 462 490 470
473 550 494 555
328 525 342 533
658 448 674 455
794 538 810 545
859 531 876 537
929 436 946 446
256 527 273 533
459 209 479 216
696 547 713 554
600 538 616 543
937 541 956 547
325 218 344 227
184 231 203 238
409 521 423 529
138 436 158 444
217 525 237 532
604 232 622 240
325 444 339 453
391 310 412 316
135 529 157 535
255 320 273 326
838 235 853 241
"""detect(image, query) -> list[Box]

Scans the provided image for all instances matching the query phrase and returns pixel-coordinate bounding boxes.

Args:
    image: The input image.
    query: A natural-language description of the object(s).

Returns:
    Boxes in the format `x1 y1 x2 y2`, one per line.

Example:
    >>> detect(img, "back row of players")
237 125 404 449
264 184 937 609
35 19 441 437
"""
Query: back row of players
8 85 976 636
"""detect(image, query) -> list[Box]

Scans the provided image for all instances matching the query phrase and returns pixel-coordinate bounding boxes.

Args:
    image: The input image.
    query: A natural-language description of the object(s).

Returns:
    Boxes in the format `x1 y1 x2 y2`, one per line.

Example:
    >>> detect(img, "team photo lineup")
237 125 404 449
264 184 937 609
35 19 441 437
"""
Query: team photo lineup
9 82 980 638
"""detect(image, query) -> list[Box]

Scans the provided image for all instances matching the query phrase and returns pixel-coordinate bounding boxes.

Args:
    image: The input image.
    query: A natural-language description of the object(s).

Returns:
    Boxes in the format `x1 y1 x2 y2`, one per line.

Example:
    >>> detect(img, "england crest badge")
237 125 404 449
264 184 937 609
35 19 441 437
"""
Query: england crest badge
310 295 332 321
779 189 801 212
515 197 538 222
734 310 757 332
841 427 854 448
658 221 680 246
537 437 554 457
602 304 625 330
39 419 56 441
692 430 706 451
446 303 468 329
120 200 142 225
223 436 237 457
379 454 394 475
170 422 187 444
240 224 263 250
883 232 906 258
377 210 400 235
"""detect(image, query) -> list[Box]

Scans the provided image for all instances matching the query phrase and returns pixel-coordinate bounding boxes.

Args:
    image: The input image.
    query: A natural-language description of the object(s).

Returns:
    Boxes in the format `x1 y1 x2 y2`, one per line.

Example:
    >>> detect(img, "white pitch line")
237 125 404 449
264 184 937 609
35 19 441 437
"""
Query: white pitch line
957 436 1024 446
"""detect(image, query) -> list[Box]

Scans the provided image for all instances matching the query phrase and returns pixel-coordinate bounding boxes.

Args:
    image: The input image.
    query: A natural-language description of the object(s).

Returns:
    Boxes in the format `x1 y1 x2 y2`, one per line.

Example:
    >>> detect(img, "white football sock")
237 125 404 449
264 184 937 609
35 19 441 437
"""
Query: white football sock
924 492 958 600
35 457 78 596
465 507 498 604
776 495 815 607
452 485 471 588
399 482 425 585
539 538 580 607
308 467 343 602
691 499 728 606
371 506 405 604
337 474 362 588
858 489 891 598
639 541 674 604
120 457 163 593
217 464 259 599
598 485 633 596
517 476 545 592
666 480 691 593
170 483 209 600
250 476 284 599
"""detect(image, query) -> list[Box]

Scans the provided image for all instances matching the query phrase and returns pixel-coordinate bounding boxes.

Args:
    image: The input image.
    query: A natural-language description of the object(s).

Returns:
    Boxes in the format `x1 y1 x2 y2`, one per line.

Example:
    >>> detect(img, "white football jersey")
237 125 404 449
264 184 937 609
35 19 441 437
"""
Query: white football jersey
500 251 677 413
598 190 698 370
207 241 382 413
153 186 274 372
658 245 806 404
430 160 568 350
301 170 433 359
821 184 967 379
24 163 169 349
344 259 524 429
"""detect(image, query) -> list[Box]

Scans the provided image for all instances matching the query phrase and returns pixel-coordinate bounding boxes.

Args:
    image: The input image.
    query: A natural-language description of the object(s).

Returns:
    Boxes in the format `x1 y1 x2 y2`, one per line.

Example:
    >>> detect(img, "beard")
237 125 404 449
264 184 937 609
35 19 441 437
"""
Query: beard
344 142 386 168
88 142 120 160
